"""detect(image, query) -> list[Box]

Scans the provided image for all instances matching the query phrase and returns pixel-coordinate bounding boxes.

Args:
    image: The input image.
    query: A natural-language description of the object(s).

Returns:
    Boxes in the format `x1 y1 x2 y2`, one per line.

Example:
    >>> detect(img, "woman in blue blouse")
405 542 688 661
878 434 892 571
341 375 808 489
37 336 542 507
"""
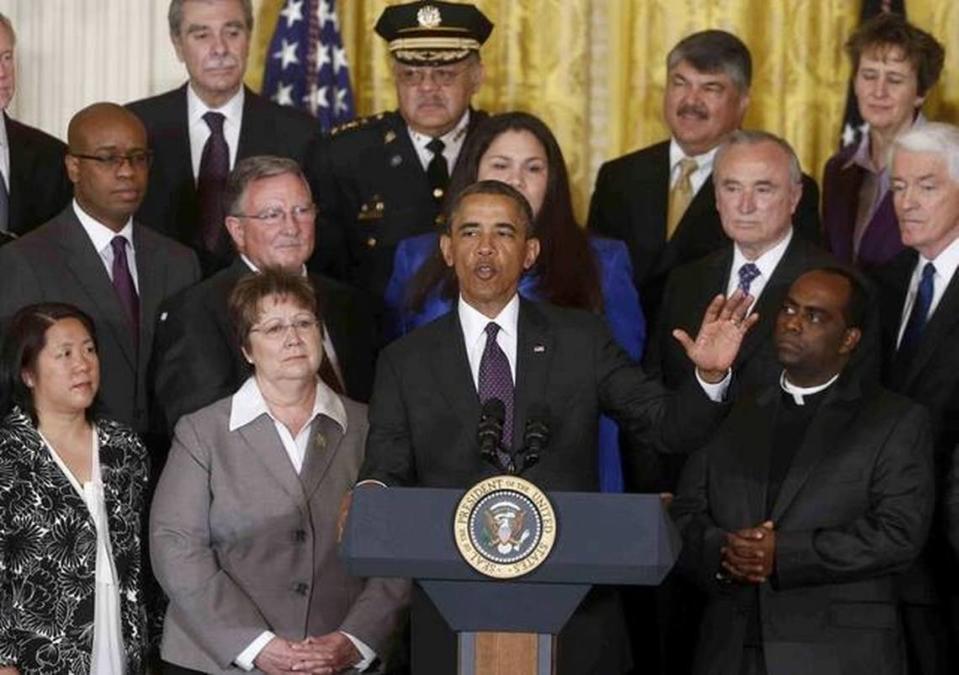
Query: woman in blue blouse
385 111 645 492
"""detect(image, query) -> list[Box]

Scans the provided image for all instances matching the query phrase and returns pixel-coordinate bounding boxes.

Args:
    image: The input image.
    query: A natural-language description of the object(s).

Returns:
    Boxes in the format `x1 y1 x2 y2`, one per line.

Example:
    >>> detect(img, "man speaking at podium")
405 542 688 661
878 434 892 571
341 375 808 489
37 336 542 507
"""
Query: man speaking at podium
357 179 757 674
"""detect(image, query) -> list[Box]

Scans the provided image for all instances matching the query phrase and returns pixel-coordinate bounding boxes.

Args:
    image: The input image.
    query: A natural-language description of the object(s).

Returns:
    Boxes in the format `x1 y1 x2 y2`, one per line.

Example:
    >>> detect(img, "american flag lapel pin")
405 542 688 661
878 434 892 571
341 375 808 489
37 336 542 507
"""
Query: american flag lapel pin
533 344 546 353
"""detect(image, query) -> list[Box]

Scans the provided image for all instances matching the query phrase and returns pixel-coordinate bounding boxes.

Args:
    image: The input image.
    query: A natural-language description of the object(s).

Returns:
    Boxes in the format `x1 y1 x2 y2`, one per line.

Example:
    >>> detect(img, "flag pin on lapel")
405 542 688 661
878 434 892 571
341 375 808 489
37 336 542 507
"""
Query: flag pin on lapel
533 344 546 353
390 154 403 167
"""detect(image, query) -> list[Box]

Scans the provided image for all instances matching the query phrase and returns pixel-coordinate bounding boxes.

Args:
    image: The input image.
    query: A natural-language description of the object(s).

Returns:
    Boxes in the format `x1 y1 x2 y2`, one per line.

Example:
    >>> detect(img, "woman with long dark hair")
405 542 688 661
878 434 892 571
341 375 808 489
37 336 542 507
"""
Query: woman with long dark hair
385 111 644 492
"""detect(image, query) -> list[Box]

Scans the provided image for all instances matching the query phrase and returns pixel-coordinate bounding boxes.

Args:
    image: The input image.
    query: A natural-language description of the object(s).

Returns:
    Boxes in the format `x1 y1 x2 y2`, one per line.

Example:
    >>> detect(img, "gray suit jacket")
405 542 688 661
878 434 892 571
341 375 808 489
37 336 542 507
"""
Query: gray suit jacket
151 389 408 673
0 206 200 432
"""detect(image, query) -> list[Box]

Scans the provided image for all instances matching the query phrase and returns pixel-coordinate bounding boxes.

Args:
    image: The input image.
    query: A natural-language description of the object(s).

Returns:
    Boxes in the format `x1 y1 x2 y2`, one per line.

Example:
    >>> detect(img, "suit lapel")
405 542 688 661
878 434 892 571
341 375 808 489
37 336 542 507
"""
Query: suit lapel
633 143 670 255
299 415 342 501
770 384 860 522
56 212 137 369
431 311 481 432
237 415 308 516
902 268 959 389
133 225 162 371
161 85 196 203
512 300 554 451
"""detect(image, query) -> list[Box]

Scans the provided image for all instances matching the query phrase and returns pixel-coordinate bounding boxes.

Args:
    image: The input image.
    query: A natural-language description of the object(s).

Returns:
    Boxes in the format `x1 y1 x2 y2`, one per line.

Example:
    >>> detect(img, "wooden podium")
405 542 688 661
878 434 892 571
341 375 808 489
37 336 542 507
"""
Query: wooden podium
340 486 681 675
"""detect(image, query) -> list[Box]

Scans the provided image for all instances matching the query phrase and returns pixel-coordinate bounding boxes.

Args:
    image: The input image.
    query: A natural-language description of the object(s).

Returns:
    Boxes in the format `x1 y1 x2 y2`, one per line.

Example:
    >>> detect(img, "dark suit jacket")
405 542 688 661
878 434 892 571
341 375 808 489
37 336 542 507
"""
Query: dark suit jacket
151 258 377 433
0 410 151 674
587 140 822 326
127 85 321 272
822 143 903 272
874 249 959 602
312 109 488 297
0 206 201 432
4 113 72 235
672 378 933 675
359 298 725 674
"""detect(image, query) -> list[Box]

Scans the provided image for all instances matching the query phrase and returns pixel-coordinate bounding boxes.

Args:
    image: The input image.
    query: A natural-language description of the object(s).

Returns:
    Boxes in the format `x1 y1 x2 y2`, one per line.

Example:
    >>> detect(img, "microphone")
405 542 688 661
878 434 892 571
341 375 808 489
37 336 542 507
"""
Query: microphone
518 404 550 473
477 398 506 470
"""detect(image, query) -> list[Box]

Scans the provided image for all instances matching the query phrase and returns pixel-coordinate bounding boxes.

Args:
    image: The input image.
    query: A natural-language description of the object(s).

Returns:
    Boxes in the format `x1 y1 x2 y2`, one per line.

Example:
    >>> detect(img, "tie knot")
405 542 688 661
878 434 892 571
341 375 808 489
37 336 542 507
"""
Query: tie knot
111 236 129 255
203 111 226 133
427 137 445 156
738 262 761 292
922 261 936 281
485 322 500 340
677 157 698 179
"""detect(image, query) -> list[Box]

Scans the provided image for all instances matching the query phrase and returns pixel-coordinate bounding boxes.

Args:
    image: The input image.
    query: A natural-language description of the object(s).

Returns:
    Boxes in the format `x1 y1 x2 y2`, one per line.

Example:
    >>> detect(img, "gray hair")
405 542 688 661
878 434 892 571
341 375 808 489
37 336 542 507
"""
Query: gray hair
168 0 253 38
890 122 959 183
666 29 752 92
224 155 309 216
0 13 15 46
714 129 802 185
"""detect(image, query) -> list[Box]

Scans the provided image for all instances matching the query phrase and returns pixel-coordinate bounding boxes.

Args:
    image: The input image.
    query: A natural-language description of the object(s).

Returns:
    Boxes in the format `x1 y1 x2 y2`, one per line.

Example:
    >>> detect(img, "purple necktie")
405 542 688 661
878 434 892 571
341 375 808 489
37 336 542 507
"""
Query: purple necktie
478 322 514 446
197 111 230 254
110 236 139 346
737 262 761 294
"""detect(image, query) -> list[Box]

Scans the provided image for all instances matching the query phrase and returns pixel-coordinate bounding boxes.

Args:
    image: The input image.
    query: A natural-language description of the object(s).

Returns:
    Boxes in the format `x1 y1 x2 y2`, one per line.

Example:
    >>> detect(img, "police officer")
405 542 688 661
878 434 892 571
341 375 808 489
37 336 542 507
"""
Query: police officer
312 0 492 298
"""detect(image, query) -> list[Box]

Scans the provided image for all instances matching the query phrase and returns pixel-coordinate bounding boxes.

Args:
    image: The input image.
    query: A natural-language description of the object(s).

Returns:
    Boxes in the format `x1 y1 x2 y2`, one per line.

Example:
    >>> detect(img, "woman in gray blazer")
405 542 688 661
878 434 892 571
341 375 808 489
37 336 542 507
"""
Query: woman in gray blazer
150 269 407 675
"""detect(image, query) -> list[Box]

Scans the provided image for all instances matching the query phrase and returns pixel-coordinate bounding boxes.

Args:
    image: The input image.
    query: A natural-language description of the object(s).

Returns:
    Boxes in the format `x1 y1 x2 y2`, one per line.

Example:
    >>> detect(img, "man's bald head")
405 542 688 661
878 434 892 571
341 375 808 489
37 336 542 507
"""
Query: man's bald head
65 103 151 232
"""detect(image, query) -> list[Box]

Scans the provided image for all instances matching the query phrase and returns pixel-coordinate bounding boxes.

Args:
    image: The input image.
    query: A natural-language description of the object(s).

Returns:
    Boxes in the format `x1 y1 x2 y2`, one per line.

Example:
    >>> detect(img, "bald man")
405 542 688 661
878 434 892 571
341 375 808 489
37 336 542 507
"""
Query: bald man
0 102 200 435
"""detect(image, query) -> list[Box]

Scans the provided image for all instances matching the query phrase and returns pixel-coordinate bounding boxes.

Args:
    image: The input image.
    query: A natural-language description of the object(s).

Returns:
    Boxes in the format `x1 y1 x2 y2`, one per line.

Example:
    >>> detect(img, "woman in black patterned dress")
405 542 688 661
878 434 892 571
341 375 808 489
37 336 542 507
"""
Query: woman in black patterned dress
0 303 150 674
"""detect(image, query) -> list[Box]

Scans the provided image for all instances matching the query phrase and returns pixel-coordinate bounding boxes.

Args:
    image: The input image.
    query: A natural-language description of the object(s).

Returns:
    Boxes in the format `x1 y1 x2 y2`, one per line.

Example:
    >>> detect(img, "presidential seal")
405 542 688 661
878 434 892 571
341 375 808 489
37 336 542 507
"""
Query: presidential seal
454 476 557 579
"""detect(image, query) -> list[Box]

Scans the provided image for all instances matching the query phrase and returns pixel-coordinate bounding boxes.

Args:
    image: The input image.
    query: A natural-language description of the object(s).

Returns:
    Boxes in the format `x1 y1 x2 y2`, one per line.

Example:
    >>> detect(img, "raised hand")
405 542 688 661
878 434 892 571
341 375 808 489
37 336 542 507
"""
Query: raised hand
673 290 759 382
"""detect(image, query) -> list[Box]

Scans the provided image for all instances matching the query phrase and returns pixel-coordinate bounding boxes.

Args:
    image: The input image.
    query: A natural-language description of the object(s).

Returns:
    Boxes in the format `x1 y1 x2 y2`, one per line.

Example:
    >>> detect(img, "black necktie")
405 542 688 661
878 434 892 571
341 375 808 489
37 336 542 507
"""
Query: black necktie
426 137 448 201
0 170 8 232
197 111 230 256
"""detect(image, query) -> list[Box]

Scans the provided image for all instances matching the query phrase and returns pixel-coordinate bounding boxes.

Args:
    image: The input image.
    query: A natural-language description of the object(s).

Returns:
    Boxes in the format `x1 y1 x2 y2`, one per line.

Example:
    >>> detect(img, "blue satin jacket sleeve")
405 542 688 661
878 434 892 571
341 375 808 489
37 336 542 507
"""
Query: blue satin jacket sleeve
589 236 645 360
384 233 453 340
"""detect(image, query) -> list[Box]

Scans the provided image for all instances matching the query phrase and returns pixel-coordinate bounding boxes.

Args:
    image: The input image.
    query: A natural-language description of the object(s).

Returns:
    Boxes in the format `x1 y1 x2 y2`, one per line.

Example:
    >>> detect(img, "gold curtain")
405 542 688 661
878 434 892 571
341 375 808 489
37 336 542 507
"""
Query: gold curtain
249 0 959 222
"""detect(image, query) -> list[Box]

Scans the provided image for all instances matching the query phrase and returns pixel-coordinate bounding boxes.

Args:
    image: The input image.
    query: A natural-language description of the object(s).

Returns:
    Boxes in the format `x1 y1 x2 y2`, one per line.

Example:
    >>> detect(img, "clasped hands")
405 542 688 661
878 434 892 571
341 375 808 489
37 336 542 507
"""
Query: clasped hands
255 633 361 675
674 290 759 383
720 520 776 584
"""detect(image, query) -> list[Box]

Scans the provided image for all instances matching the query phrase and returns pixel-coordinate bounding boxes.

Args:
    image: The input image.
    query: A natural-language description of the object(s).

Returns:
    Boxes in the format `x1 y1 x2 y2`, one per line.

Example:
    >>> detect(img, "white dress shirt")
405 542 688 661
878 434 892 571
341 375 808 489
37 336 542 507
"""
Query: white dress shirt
229 376 376 672
897 236 959 347
457 293 520 388
668 138 719 197
73 200 139 291
0 113 9 192
724 228 794 309
186 84 243 181
407 109 471 174
41 428 126 675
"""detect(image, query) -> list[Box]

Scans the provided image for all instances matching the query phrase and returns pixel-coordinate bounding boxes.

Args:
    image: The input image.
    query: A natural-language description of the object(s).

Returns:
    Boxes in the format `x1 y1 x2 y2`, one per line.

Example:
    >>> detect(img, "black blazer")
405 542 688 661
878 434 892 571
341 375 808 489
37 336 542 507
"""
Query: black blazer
0 207 201 433
127 85 321 271
360 298 725 674
0 410 151 674
4 114 72 235
151 258 378 433
587 140 822 326
312 109 488 297
672 378 933 675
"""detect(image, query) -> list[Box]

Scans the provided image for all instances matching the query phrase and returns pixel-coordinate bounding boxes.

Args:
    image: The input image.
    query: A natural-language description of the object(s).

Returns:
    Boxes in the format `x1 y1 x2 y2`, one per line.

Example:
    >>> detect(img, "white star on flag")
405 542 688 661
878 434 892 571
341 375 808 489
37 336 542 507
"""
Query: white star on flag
273 38 300 70
334 87 350 115
333 45 349 74
317 0 339 30
304 85 329 114
315 43 331 72
273 82 295 106
280 0 305 28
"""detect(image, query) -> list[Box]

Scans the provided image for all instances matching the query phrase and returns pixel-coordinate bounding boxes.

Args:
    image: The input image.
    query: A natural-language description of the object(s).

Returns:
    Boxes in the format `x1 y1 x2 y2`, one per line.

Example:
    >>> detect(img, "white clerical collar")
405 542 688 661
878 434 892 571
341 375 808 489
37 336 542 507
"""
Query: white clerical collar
73 199 134 252
229 375 347 434
187 83 244 127
779 371 839 405
457 292 520 345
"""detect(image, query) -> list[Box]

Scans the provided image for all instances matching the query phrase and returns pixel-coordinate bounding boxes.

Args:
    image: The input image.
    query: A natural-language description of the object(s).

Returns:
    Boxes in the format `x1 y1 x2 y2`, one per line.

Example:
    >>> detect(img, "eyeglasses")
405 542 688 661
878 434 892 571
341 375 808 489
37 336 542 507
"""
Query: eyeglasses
231 204 317 227
249 316 319 340
71 150 153 170
395 66 468 87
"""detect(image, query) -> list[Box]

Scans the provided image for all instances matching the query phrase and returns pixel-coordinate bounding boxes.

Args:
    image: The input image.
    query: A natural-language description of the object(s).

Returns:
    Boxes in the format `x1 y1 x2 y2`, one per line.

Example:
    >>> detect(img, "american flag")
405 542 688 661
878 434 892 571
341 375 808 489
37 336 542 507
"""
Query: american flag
839 0 907 148
262 0 355 131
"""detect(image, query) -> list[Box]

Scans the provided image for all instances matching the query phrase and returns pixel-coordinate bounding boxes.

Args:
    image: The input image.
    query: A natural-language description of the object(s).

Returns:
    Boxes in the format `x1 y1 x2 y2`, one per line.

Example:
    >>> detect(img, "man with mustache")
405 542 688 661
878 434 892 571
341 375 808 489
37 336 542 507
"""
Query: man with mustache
587 30 822 331
128 0 322 276
0 12 72 236
672 267 933 675
312 0 491 298
0 102 200 437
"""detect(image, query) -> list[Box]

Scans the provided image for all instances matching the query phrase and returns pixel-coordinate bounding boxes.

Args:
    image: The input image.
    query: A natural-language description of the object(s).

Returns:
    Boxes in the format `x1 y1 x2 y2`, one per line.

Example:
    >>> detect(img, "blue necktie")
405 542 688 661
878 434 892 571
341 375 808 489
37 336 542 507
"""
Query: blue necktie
898 261 936 360
737 262 761 294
